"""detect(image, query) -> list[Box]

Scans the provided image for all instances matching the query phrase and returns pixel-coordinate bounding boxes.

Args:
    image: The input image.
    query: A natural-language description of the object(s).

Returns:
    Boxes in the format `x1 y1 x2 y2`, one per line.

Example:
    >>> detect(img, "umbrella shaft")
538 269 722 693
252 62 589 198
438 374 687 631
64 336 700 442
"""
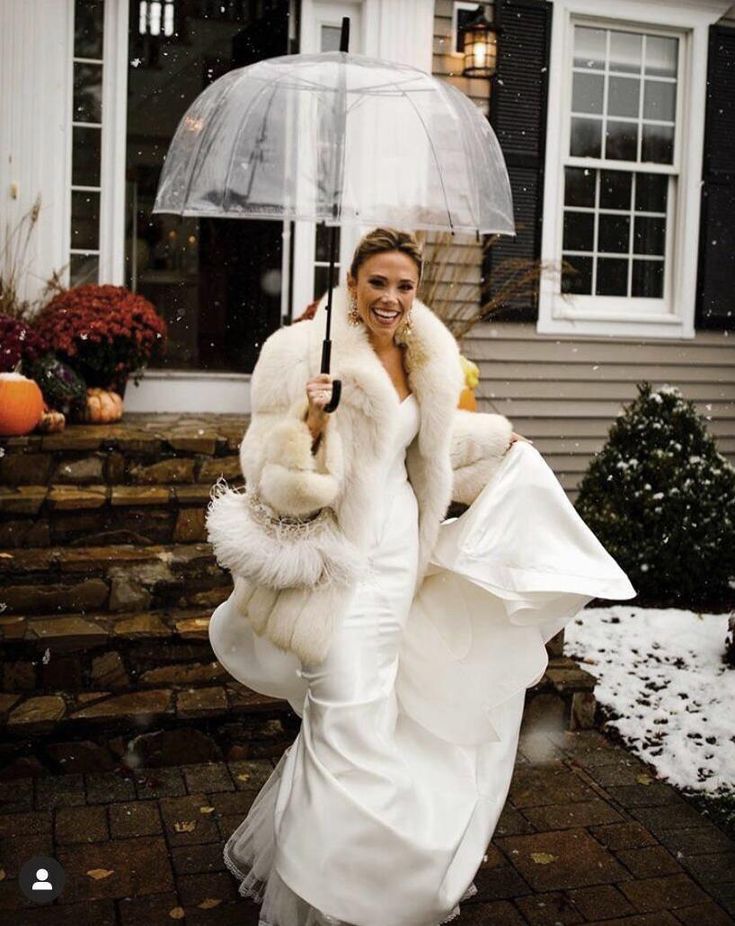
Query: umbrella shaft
321 222 340 370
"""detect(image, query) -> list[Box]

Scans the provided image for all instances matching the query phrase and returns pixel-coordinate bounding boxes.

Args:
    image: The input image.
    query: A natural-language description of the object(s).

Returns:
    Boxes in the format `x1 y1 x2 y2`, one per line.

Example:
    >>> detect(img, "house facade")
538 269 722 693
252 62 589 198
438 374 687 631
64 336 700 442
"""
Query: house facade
2 0 733 497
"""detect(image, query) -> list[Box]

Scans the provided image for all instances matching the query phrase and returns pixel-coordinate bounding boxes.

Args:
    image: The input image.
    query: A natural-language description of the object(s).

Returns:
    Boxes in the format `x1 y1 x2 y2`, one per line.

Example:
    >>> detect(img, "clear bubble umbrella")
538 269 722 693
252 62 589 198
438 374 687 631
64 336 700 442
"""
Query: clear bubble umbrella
153 19 515 411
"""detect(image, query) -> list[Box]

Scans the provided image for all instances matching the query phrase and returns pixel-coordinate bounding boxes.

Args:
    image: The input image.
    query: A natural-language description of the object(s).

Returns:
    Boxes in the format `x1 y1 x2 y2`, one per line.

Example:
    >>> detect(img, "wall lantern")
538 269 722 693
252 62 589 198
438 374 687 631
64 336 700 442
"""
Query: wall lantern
461 6 500 78
139 0 176 37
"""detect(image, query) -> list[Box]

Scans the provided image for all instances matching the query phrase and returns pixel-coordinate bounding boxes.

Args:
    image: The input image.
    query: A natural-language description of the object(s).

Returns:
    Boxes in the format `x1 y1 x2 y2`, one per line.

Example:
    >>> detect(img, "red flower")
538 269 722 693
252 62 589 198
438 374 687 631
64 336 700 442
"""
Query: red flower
0 314 49 373
33 284 167 388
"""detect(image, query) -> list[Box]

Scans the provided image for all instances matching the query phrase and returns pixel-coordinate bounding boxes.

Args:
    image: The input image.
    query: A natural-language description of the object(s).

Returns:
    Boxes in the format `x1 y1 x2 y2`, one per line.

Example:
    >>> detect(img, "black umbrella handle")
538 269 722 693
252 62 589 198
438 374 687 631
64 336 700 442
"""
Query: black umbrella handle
320 339 341 413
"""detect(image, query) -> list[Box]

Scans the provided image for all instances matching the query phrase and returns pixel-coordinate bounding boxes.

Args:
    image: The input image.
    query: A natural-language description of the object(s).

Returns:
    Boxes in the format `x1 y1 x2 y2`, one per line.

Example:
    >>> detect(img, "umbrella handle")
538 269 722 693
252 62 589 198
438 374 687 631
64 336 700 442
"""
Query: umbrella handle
320 337 341 413
324 379 341 413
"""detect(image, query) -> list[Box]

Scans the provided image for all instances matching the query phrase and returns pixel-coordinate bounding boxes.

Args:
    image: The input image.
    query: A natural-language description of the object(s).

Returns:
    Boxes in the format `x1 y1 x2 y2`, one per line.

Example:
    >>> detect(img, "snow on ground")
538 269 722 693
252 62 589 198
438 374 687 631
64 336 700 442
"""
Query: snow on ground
564 606 735 795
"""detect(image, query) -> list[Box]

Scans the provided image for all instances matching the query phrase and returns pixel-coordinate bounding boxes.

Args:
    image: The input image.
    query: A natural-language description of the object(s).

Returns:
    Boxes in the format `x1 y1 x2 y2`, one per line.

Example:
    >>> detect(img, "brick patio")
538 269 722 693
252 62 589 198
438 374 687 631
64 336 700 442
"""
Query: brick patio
0 728 733 925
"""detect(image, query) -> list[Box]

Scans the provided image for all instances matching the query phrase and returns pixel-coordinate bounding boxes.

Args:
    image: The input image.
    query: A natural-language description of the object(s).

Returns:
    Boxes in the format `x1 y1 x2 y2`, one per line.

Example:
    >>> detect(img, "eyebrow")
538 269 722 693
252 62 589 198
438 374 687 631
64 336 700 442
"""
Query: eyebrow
368 274 416 283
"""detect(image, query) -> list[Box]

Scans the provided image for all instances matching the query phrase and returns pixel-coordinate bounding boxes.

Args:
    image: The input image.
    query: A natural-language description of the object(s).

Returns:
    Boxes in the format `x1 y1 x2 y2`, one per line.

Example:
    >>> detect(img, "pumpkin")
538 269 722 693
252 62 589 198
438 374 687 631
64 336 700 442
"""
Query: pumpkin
83 387 124 423
36 408 66 433
458 386 478 412
0 372 45 436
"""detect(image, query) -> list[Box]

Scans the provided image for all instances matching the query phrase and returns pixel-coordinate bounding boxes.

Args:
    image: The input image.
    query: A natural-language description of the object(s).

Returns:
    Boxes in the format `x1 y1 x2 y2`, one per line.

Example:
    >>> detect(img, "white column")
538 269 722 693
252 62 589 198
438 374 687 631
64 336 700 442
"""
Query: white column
362 0 433 73
0 0 74 309
99 0 130 285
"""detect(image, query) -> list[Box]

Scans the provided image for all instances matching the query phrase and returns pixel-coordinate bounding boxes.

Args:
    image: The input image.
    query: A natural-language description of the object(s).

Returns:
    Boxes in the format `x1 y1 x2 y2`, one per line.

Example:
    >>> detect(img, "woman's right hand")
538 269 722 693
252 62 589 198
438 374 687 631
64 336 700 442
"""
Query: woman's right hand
305 373 333 443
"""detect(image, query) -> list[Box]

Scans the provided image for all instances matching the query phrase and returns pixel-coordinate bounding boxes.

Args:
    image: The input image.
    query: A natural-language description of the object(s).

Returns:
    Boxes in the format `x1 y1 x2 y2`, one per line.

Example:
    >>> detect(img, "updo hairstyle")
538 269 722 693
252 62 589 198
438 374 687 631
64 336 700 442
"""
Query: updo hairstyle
349 228 423 284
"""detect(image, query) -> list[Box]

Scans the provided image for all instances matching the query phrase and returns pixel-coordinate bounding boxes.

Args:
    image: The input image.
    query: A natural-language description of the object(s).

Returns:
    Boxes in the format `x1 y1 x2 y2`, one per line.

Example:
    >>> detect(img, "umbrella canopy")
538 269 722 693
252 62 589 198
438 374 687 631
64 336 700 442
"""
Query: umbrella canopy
153 51 515 237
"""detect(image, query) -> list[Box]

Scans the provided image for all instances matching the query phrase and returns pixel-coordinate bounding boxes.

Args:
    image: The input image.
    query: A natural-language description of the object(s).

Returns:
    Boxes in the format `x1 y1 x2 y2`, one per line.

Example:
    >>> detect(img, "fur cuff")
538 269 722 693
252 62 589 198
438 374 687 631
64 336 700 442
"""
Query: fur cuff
450 410 513 505
258 398 344 517
205 480 361 590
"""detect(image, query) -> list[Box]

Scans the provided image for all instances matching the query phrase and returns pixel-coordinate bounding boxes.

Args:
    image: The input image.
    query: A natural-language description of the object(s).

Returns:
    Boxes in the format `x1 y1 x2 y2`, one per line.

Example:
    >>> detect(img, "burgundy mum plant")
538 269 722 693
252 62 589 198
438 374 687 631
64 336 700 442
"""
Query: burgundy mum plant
33 284 167 390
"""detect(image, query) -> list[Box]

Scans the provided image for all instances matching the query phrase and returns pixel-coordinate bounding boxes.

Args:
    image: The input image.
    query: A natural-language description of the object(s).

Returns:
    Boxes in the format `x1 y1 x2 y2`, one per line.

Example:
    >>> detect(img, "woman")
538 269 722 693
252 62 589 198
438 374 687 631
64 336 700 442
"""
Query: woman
208 228 636 926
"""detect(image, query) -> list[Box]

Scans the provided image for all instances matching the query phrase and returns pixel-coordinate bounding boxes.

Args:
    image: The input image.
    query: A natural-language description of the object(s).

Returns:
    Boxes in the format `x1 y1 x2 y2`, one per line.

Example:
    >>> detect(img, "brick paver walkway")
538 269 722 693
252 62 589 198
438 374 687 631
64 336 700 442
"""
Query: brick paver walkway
1 729 733 925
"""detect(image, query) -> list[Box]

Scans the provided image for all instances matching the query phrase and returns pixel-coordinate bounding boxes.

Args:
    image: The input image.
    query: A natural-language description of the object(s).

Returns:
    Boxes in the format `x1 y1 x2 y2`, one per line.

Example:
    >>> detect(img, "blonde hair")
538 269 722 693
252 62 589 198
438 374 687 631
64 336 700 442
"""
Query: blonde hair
349 227 423 283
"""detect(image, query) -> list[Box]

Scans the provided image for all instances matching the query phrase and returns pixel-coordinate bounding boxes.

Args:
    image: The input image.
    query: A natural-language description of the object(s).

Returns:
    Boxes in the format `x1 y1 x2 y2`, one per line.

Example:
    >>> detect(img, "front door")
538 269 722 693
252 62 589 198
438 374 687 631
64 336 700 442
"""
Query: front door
125 0 292 377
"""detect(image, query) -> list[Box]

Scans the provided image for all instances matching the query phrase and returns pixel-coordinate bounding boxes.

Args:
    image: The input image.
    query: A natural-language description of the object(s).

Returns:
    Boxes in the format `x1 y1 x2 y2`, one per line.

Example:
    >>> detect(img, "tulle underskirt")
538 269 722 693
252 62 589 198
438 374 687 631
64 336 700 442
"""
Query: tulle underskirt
223 748 478 926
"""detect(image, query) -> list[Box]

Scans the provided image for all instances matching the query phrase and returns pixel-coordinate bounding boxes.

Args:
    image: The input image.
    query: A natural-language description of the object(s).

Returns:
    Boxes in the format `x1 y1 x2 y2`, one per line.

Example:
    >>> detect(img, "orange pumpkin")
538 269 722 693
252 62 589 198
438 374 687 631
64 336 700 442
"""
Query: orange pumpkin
83 387 124 423
0 372 45 436
458 386 477 412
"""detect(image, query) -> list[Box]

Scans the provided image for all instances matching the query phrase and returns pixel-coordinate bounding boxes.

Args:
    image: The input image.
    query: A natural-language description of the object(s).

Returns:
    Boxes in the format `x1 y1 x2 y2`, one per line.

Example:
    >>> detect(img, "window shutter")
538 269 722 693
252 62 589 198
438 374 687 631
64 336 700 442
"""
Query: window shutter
697 24 735 331
485 0 552 322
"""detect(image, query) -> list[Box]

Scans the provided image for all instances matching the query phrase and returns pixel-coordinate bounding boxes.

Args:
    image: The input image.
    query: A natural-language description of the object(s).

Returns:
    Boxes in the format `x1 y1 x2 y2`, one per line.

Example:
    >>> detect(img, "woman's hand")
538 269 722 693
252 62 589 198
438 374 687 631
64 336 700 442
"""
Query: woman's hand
305 373 333 445
508 431 534 447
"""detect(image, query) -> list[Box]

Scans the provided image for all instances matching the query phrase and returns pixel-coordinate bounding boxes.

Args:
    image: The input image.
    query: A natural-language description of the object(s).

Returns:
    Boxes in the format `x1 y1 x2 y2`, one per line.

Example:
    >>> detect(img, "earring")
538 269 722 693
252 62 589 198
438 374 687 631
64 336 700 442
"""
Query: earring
395 310 413 345
348 294 362 327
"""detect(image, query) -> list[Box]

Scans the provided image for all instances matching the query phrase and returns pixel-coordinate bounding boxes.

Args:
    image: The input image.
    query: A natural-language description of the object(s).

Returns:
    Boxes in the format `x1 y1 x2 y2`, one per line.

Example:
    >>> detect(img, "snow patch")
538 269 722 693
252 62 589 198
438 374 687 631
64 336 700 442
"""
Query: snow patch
565 606 734 795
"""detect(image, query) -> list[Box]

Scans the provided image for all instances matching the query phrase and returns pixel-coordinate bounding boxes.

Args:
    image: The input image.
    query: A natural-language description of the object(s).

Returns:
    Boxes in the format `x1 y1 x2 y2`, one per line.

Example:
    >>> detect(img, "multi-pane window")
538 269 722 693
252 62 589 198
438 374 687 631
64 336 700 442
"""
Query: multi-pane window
561 25 679 300
69 0 105 286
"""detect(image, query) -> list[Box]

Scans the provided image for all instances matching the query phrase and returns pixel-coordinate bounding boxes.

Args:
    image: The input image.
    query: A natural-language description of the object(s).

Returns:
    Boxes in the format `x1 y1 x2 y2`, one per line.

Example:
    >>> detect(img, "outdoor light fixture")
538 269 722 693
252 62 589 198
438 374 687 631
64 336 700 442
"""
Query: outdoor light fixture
139 0 175 37
461 5 500 78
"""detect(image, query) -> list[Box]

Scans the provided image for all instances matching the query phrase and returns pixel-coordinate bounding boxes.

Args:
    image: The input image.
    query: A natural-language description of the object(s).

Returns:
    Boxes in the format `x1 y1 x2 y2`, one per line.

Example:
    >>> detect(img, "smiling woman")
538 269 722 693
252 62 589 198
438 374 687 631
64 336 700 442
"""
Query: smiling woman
347 228 422 337
205 225 637 926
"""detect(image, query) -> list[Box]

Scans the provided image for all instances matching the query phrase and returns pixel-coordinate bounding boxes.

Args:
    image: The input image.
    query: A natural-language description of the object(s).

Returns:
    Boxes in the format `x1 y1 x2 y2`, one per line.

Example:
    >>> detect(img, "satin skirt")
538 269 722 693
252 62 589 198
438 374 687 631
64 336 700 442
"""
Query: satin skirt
209 441 636 926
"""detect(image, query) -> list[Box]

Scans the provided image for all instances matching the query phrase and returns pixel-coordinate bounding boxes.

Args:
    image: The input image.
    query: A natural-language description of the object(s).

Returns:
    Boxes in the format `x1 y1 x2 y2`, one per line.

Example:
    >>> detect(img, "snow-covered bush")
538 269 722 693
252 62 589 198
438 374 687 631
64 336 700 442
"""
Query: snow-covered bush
575 382 735 609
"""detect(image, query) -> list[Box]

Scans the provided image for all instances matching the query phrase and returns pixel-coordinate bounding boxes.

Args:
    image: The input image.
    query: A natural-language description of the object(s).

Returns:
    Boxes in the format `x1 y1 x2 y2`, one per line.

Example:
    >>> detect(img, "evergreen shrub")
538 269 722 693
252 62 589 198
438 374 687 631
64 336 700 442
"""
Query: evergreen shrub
575 382 735 609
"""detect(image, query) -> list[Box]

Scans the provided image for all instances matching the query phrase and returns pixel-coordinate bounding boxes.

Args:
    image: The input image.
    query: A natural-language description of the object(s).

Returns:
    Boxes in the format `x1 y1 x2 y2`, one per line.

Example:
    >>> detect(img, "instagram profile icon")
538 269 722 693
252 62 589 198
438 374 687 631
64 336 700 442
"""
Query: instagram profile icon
19 855 66 904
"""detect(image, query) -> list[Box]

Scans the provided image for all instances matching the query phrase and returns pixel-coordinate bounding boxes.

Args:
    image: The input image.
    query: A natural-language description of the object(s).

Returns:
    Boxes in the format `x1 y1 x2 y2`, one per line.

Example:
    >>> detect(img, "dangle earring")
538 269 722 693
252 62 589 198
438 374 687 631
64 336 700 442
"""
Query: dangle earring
395 309 414 346
348 293 362 327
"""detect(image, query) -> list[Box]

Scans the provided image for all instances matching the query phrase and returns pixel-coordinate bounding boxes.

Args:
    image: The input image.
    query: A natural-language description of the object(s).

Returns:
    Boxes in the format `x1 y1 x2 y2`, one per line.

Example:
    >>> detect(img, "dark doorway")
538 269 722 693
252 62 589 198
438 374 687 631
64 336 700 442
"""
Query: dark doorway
125 0 293 373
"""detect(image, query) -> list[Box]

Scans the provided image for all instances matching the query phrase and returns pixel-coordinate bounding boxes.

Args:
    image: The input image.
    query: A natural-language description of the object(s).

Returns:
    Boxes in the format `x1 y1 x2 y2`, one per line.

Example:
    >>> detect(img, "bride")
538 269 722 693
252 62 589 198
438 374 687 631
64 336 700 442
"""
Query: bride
207 227 636 926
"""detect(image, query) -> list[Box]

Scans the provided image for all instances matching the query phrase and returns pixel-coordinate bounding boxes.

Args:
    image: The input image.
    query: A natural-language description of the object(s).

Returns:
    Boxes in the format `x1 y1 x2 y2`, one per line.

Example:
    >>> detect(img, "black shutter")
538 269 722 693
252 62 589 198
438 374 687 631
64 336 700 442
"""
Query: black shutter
696 24 735 331
485 0 552 322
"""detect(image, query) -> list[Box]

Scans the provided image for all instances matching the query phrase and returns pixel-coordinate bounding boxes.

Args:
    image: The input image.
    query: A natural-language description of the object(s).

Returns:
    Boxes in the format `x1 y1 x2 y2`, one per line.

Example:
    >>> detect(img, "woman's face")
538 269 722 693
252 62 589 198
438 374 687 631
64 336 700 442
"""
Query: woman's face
347 250 419 341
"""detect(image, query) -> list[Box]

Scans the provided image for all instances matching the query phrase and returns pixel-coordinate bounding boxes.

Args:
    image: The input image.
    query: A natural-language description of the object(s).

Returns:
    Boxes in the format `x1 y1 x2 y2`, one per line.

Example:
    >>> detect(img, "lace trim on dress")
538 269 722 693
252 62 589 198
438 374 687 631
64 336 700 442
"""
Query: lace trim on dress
223 750 479 926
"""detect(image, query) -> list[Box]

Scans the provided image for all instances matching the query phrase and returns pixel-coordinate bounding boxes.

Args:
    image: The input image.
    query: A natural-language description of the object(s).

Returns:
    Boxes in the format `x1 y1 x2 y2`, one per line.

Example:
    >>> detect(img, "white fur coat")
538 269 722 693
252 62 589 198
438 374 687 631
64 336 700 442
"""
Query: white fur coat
206 285 513 666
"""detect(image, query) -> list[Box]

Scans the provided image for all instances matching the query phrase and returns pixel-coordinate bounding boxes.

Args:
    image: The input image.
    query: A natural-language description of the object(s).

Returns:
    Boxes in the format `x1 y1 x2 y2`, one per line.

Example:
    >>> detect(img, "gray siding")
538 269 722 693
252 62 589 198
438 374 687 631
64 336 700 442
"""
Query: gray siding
466 323 735 501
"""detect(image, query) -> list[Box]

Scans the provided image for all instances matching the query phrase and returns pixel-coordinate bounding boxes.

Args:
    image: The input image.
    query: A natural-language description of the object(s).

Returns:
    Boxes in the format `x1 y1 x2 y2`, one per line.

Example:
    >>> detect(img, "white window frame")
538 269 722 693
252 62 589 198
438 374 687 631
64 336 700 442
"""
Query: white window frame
99 0 129 285
66 0 128 287
538 0 730 339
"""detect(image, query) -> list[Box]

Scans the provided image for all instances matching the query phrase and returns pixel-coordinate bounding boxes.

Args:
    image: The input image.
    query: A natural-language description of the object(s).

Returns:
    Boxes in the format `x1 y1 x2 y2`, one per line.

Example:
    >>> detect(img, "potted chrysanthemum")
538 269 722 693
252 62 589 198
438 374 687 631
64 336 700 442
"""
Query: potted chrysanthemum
33 284 167 422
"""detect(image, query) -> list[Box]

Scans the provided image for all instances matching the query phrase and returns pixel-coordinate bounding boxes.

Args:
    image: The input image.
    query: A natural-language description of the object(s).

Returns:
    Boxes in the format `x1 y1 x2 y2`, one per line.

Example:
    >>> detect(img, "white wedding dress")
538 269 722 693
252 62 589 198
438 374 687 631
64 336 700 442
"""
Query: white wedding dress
209 394 635 926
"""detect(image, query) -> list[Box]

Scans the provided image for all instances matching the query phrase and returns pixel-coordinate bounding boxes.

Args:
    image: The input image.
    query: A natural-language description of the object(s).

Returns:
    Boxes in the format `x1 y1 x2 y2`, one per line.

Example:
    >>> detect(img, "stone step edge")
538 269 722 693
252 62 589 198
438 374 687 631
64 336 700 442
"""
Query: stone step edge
0 418 248 456
0 682 288 735
0 480 247 516
0 665 593 735
0 541 216 574
0 657 594 730
543 656 597 694
0 606 217 648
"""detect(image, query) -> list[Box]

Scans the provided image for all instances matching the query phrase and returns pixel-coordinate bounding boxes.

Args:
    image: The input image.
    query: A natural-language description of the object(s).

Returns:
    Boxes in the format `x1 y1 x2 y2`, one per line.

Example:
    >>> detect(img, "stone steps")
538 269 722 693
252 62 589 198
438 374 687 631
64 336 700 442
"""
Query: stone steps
0 415 598 779
0 680 298 776
1 605 212 649
0 414 248 547
0 414 248 485
1 605 223 693
0 478 244 547
0 653 597 777
0 542 231 615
